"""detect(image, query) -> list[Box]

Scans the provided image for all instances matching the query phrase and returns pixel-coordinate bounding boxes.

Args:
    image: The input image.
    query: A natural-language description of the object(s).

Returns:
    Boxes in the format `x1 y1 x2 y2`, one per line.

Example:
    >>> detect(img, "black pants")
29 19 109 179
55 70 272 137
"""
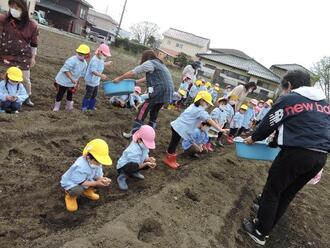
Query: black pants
167 127 182 154
117 162 140 175
236 127 248 136
84 85 98 99
229 128 238 136
132 101 164 132
56 85 73 101
256 147 327 235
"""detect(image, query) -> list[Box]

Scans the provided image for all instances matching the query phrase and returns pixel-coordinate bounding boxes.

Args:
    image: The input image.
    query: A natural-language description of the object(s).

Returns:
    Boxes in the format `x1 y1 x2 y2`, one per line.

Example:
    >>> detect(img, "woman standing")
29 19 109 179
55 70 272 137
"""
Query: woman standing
113 50 174 138
228 81 257 111
0 0 39 107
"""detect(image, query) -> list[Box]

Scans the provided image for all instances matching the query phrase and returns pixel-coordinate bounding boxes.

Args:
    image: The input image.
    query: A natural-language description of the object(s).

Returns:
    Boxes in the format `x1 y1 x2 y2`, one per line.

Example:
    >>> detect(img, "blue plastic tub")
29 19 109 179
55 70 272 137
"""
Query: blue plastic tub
234 137 280 161
103 79 135 97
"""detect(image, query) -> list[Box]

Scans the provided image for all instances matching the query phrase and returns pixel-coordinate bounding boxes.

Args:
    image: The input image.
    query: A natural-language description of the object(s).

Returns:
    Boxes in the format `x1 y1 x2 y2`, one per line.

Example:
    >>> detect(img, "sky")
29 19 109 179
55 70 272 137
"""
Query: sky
87 0 329 70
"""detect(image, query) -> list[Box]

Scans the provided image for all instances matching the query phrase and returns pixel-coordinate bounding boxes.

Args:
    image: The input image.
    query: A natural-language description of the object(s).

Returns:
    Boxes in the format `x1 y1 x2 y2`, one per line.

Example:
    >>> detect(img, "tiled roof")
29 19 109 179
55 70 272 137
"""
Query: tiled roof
271 64 312 74
37 0 76 17
80 0 93 8
198 52 281 84
88 9 118 25
163 28 210 48
158 48 180 58
210 48 251 60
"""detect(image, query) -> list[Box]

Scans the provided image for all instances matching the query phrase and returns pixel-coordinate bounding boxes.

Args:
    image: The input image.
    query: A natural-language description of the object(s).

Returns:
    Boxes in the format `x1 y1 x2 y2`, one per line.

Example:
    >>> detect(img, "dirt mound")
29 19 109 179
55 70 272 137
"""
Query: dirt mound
0 29 329 248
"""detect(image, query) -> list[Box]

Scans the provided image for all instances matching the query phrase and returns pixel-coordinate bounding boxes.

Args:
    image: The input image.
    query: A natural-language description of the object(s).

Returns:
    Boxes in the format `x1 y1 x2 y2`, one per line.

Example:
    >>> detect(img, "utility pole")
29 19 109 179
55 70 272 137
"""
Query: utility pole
115 0 128 38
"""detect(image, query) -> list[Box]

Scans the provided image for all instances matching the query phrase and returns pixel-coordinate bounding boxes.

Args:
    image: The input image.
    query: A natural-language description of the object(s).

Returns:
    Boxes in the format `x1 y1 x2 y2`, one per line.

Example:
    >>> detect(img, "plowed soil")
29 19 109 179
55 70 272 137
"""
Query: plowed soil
0 29 329 248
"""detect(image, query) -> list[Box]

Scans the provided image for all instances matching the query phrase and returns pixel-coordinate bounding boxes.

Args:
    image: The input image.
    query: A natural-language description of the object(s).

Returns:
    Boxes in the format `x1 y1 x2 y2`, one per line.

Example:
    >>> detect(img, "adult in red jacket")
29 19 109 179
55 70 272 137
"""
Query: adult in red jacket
0 0 39 107
243 70 330 246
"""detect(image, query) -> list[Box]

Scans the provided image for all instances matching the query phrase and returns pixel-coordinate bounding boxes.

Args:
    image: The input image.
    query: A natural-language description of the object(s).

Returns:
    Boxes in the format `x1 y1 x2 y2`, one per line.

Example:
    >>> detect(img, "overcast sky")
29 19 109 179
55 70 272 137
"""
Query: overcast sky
87 0 329 70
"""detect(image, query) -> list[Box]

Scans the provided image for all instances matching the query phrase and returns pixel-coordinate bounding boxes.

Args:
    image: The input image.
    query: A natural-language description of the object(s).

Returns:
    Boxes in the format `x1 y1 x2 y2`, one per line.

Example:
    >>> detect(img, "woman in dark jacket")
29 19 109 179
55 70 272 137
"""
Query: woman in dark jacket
0 0 39 107
113 50 174 138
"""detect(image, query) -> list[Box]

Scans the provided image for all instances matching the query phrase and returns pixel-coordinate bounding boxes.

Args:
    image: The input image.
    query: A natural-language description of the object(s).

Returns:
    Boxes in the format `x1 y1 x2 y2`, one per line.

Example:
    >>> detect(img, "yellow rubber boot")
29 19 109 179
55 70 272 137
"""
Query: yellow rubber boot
65 192 78 212
82 188 100 201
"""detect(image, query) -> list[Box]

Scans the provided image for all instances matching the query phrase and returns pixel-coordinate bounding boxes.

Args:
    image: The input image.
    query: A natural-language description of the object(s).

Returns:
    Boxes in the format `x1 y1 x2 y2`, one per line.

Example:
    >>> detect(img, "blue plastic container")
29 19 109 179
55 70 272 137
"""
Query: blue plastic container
103 79 135 97
234 138 280 161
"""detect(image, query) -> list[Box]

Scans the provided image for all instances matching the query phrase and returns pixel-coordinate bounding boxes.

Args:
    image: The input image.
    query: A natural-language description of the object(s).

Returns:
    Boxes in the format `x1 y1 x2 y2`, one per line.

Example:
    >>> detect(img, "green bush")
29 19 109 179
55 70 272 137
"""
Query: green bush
114 37 149 54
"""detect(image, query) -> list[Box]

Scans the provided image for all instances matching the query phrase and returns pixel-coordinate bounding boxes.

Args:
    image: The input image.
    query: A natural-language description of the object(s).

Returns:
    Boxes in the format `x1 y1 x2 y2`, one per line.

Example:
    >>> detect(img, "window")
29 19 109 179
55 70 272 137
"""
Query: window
204 64 216 70
167 40 171 45
80 8 87 19
257 80 277 91
222 69 249 82
259 89 269 97
176 43 183 49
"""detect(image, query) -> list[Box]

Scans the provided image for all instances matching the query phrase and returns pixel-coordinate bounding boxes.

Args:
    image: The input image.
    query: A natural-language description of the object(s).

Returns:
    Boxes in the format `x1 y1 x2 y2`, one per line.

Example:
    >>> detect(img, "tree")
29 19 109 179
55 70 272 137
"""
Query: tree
174 53 191 68
130 22 160 46
311 56 330 102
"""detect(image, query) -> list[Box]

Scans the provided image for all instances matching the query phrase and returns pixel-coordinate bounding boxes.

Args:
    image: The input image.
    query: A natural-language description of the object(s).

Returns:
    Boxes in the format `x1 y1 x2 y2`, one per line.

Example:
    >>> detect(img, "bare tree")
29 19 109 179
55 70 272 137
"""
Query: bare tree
312 56 330 102
130 22 160 46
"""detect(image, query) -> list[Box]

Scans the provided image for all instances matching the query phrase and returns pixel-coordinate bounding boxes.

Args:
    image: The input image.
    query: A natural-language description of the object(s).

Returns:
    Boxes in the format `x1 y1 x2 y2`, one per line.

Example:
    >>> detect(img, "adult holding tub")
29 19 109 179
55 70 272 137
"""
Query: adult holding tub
0 0 39 107
113 50 174 138
242 70 330 246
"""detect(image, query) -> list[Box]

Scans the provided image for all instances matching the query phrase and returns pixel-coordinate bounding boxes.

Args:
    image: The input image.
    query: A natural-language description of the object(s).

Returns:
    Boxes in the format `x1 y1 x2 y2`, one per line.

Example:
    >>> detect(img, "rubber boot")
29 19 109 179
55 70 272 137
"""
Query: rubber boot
81 97 90 111
24 97 34 107
65 192 78 212
122 130 133 139
117 173 128 191
163 152 180 169
87 98 96 110
65 100 74 111
53 101 61 111
205 143 214 152
131 172 145 180
227 135 234 145
82 187 99 200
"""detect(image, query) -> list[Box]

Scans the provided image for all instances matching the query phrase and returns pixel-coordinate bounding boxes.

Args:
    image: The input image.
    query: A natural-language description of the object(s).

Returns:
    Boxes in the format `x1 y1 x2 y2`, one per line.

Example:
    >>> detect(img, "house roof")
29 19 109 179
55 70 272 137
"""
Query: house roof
198 52 281 84
163 28 210 48
210 48 251 60
157 48 180 58
79 0 93 8
271 64 313 74
37 0 76 17
88 9 118 26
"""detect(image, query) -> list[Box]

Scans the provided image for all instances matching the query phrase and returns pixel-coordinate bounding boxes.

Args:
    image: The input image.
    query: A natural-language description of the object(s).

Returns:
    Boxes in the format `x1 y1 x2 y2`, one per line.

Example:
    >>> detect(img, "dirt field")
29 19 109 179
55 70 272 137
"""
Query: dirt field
0 29 329 248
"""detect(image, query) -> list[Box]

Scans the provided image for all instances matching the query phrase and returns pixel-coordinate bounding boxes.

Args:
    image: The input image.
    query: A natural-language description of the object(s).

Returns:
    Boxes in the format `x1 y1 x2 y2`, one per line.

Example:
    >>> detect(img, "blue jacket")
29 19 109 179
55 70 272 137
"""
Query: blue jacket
242 107 255 129
0 80 28 103
182 128 209 150
230 111 244 129
252 87 330 152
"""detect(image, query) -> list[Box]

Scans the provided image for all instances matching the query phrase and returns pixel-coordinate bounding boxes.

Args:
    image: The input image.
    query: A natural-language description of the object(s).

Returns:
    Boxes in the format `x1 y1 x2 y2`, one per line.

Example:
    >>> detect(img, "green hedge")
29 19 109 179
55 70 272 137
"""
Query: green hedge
114 37 149 54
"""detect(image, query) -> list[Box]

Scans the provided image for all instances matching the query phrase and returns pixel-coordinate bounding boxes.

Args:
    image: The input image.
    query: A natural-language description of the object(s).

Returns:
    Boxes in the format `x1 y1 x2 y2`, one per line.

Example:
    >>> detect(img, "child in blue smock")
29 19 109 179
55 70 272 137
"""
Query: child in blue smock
0 67 28 113
163 91 227 169
117 125 157 191
237 99 258 136
82 44 112 111
256 99 273 123
227 104 248 143
182 122 210 158
60 139 112 212
209 97 229 146
53 44 90 111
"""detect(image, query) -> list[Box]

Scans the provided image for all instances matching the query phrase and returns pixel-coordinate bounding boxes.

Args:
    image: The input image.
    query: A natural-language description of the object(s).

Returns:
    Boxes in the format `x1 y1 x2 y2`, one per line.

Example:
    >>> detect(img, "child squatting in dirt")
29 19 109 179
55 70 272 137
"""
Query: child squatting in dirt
60 139 112 212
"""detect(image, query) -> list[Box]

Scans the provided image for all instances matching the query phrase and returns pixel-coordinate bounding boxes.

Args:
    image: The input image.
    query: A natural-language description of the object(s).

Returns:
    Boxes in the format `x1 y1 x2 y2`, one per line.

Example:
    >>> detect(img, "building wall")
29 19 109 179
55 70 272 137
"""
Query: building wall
160 36 208 58
35 5 73 31
0 0 36 16
270 67 286 79
200 58 279 99
87 13 117 34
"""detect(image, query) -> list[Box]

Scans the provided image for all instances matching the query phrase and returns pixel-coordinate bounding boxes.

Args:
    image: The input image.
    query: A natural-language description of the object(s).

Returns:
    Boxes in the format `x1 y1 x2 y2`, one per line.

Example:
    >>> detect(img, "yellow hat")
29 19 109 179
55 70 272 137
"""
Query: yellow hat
194 90 213 106
266 99 273 105
205 82 212 88
214 86 221 92
240 104 248 111
7 67 23 82
82 139 112 166
178 89 186 96
229 94 239 101
195 80 203 87
76 44 90 55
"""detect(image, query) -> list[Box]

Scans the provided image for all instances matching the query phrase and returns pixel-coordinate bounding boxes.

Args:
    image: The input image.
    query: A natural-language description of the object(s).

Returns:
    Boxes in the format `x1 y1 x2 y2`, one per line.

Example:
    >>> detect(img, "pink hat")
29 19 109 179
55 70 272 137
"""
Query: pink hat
134 86 142 94
250 99 258 105
132 125 156 149
183 74 192 80
96 44 111 57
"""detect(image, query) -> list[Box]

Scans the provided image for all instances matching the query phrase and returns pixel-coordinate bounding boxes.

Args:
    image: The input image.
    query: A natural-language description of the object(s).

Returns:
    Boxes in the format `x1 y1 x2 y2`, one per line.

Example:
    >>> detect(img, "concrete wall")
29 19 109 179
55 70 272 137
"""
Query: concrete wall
160 36 208 59
200 58 279 99
0 0 37 16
